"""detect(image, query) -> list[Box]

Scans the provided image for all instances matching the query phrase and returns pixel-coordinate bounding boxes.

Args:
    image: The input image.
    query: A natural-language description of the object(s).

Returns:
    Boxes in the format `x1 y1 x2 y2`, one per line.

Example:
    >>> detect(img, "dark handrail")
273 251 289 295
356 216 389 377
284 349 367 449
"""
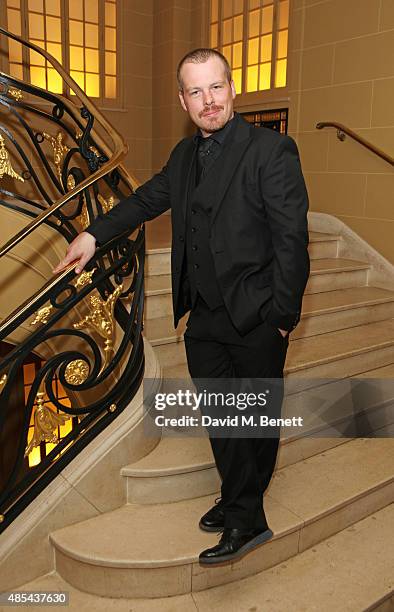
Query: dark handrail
316 121 394 167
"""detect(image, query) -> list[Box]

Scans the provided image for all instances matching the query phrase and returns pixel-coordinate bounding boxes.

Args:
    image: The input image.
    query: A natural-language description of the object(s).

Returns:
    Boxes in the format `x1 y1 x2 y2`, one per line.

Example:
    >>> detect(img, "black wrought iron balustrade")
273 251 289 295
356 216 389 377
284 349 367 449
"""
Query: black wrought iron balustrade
0 28 145 533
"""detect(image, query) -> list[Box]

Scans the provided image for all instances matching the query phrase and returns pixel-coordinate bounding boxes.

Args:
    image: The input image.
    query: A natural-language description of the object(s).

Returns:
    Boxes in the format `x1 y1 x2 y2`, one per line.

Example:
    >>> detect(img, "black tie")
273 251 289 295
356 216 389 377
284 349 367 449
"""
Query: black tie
196 137 214 184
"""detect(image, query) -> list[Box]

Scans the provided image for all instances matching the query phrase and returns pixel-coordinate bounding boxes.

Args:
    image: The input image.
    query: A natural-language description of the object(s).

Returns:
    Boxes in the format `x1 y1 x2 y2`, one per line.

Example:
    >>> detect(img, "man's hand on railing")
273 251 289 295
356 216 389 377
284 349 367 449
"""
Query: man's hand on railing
53 231 97 275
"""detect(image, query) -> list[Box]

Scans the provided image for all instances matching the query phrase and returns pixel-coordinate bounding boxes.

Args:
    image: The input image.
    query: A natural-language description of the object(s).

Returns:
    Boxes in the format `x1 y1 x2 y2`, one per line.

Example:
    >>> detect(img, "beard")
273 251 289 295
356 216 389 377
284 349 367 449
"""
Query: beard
198 107 227 133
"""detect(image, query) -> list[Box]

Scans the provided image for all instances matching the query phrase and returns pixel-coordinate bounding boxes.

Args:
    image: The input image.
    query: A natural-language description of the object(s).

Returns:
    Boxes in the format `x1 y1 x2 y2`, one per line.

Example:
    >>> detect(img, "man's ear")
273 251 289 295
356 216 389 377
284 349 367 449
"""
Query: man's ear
178 90 188 112
230 79 236 98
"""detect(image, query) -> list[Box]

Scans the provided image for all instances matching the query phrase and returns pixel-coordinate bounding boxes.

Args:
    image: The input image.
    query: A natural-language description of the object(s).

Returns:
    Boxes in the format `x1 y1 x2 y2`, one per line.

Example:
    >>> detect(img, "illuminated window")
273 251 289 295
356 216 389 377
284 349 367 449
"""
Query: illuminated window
3 0 119 101
210 0 289 95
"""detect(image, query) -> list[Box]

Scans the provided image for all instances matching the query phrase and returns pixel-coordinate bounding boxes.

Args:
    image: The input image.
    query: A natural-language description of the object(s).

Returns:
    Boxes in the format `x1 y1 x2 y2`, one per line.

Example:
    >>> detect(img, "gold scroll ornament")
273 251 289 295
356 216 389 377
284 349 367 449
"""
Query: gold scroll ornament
73 284 123 375
42 131 70 182
0 134 24 182
24 384 71 457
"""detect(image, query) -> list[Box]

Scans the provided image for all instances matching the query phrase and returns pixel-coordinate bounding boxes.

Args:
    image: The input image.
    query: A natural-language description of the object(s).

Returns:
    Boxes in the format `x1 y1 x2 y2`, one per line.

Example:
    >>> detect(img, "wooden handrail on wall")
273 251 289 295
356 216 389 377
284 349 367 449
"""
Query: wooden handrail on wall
316 122 394 167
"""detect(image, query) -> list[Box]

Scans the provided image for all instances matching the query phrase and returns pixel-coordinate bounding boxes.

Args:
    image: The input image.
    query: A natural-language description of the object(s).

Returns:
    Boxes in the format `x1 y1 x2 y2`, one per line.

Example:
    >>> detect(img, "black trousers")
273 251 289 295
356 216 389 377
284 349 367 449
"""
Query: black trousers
184 295 289 530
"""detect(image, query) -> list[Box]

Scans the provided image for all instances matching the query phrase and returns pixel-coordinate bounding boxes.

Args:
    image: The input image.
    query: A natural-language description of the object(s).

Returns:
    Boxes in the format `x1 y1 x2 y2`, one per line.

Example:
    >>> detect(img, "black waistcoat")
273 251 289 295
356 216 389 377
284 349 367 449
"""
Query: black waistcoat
184 153 224 310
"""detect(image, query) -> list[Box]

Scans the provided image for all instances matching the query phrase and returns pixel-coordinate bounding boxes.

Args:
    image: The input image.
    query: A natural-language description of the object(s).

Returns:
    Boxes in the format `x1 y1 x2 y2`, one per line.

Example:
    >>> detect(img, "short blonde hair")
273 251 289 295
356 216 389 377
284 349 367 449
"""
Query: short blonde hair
177 48 232 91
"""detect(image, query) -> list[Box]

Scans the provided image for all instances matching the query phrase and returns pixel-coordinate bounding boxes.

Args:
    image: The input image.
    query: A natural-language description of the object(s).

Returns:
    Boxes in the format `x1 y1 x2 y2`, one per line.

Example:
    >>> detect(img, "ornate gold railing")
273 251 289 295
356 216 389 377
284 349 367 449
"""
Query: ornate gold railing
316 121 394 167
0 28 145 532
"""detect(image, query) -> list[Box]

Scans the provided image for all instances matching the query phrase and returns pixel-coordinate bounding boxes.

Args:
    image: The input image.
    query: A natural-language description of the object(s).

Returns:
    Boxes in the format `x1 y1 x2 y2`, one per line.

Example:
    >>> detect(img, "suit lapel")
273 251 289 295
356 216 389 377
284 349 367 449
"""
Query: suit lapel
175 138 196 222
205 114 253 225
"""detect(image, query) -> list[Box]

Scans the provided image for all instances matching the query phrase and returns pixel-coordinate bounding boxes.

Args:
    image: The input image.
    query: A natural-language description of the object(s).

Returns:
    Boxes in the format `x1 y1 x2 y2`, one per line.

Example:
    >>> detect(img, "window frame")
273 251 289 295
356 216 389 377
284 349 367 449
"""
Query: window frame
0 0 122 110
208 0 292 109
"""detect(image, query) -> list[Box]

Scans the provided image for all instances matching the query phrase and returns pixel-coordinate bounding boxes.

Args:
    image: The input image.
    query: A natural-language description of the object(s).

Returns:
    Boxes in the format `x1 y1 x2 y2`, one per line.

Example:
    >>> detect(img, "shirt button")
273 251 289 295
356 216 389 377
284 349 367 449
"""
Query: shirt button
191 227 196 233
194 264 199 269
192 245 197 251
179 235 184 242
191 209 196 215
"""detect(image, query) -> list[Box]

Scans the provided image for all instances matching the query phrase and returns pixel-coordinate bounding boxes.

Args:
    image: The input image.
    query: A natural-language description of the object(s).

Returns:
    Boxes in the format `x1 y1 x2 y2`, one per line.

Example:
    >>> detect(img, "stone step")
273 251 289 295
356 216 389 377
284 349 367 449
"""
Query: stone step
144 231 341 280
143 257 371 320
49 438 394 598
144 287 394 354
16 503 394 611
285 318 394 381
191 503 394 612
121 435 349 505
122 361 394 505
294 285 394 339
305 257 370 294
145 247 171 277
146 308 394 382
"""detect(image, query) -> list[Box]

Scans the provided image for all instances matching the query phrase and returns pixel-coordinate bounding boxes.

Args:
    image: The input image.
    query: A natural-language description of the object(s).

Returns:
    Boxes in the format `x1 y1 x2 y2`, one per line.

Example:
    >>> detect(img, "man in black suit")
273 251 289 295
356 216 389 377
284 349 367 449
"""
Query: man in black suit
54 48 310 565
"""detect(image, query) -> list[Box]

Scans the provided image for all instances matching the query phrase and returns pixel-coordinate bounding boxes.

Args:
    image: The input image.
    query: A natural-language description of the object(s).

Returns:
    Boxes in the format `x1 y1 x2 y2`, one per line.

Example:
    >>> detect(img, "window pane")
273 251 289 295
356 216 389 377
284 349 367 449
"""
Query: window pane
29 13 44 39
232 67 242 93
105 1 116 27
28 0 43 11
86 23 99 48
105 26 116 50
222 0 232 20
260 33 272 62
30 41 45 66
85 72 99 97
69 20 84 45
7 0 21 7
47 42 62 62
7 8 22 34
70 70 85 90
8 39 23 63
46 16 61 42
105 51 116 75
234 14 243 40
277 29 288 58
222 44 231 65
85 0 99 23
234 0 243 14
30 66 46 88
69 0 83 20
46 0 60 15
211 0 218 22
247 65 258 92
223 18 232 44
232 41 242 68
70 45 84 70
261 5 273 34
248 37 259 65
279 0 289 30
248 9 260 38
47 68 63 92
210 23 218 47
85 47 99 72
259 62 271 89
275 58 287 87
105 75 116 98
249 0 260 9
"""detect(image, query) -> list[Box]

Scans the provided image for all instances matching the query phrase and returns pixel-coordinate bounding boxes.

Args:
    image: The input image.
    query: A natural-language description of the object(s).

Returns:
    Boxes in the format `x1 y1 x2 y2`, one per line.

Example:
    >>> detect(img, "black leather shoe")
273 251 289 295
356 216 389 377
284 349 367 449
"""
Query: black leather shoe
199 527 273 565
199 497 224 532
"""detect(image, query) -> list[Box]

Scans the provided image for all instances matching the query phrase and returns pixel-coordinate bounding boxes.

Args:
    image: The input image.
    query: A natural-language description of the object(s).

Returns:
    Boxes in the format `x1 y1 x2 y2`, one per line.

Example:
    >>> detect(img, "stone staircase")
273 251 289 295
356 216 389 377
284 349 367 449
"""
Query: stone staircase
16 228 394 610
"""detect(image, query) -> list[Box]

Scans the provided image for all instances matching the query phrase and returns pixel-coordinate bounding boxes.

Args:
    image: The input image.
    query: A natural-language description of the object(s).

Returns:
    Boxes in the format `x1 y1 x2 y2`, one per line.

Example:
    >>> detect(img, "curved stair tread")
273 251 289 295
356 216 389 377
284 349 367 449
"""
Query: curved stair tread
121 437 213 477
285 319 394 373
17 503 394 611
301 285 394 317
49 438 394 569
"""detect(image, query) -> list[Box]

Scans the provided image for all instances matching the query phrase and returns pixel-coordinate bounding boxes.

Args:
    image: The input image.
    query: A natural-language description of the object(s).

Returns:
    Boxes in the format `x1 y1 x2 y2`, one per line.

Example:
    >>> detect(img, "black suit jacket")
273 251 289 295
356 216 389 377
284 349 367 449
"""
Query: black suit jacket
87 113 310 335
